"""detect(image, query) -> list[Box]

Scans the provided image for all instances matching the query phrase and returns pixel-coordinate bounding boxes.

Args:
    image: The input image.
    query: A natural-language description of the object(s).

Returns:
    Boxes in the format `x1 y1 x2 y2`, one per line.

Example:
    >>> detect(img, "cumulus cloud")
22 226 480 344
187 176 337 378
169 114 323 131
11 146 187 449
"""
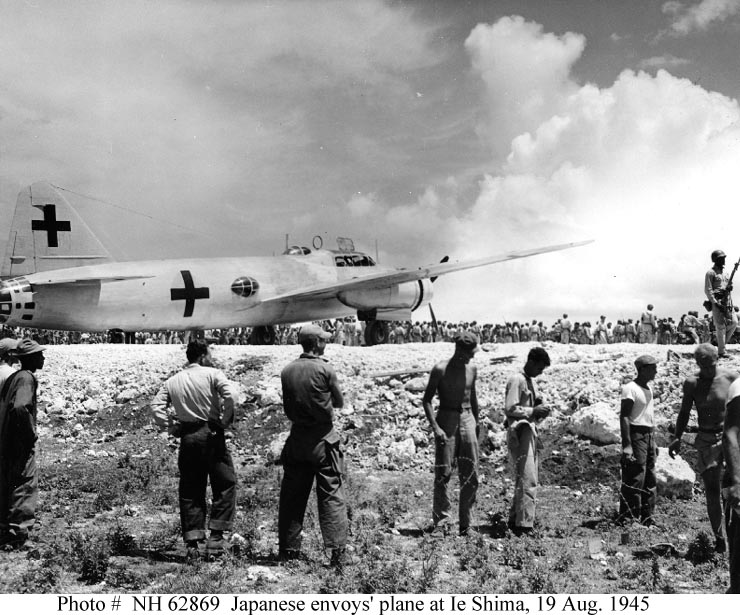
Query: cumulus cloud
356 15 740 323
464 17 586 158
663 0 740 35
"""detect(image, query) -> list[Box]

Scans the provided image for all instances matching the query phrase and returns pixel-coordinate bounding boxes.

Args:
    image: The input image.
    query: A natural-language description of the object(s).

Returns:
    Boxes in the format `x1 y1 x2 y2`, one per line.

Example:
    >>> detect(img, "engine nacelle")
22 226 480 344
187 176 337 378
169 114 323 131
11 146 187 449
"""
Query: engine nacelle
338 279 432 312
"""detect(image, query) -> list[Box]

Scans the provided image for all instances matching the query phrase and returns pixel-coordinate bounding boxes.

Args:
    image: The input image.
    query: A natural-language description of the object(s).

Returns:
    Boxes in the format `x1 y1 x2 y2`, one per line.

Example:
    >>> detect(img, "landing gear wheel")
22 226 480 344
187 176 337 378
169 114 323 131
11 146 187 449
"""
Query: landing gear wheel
249 325 277 345
364 321 389 346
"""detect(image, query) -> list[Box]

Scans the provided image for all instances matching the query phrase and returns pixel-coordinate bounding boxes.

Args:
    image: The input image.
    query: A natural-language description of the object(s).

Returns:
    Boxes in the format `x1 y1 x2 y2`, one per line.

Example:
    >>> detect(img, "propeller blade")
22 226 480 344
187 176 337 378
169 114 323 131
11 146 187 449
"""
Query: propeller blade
431 256 449 283
429 303 439 334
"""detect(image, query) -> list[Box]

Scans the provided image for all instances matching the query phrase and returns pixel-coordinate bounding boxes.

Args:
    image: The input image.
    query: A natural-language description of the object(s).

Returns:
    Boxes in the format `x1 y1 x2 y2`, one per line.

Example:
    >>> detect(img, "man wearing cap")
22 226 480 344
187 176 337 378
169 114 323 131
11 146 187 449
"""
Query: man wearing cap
0 338 45 549
278 323 350 566
619 354 659 525
705 249 738 357
151 339 236 559
0 338 18 390
669 344 737 552
422 331 480 536
504 347 552 534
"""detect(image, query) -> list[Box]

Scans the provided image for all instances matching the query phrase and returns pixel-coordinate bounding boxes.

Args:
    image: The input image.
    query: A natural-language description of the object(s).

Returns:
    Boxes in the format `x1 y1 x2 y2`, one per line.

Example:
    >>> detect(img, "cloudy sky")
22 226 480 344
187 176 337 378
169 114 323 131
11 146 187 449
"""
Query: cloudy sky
2 0 740 325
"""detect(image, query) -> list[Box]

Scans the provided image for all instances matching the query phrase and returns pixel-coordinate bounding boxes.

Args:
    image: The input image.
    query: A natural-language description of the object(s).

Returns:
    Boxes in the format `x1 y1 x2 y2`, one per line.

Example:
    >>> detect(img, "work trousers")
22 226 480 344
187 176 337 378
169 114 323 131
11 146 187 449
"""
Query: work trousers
178 423 236 541
278 433 348 552
432 409 479 531
726 502 740 593
0 445 38 538
712 305 738 355
507 422 539 528
619 427 657 523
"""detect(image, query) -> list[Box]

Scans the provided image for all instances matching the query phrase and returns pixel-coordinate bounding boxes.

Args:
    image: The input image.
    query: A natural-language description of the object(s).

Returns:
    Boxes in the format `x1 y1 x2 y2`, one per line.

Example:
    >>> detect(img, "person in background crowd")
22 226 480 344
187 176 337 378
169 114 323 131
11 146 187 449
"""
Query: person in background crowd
639 304 656 344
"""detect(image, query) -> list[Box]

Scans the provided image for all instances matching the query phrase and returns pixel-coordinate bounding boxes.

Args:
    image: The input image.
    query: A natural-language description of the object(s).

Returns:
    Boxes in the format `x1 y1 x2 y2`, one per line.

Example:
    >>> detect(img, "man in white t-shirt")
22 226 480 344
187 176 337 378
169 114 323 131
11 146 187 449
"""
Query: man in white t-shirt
619 354 658 525
723 376 740 592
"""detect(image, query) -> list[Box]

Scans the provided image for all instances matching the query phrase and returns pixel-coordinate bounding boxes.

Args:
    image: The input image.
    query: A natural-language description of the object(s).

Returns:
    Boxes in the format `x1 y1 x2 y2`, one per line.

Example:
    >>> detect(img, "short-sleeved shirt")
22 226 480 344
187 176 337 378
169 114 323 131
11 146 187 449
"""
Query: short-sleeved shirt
281 354 339 438
505 370 539 432
621 380 654 428
151 363 235 428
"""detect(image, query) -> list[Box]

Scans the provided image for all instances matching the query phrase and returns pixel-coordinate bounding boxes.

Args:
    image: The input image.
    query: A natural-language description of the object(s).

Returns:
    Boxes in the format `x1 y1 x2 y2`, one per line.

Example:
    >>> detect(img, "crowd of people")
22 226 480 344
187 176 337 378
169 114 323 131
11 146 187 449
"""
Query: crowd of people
0 305 735 350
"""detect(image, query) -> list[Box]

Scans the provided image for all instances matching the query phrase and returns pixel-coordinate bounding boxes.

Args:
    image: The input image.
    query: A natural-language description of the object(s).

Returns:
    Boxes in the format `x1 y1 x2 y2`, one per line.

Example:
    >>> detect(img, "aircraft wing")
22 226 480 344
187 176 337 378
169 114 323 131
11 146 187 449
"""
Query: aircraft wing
250 240 592 308
32 274 155 286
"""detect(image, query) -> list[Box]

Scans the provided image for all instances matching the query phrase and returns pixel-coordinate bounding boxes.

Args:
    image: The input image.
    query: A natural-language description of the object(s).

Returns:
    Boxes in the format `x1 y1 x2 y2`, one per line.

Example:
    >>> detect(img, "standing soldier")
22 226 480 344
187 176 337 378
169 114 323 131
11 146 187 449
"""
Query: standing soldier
619 355 658 525
151 340 237 559
423 332 480 536
705 249 738 358
504 347 551 534
278 324 351 566
0 339 46 549
669 344 737 552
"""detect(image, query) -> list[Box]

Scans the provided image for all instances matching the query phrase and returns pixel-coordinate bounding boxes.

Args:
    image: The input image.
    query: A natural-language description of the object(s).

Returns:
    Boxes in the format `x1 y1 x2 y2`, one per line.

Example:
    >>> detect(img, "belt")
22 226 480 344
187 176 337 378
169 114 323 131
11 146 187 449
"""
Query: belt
629 424 654 434
438 406 472 413
698 427 723 435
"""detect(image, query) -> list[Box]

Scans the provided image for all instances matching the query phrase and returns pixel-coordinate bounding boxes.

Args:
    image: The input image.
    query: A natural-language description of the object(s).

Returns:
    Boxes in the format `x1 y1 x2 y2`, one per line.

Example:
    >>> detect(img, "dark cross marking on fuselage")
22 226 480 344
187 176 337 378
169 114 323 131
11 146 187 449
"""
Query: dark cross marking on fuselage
31 204 71 248
170 270 209 317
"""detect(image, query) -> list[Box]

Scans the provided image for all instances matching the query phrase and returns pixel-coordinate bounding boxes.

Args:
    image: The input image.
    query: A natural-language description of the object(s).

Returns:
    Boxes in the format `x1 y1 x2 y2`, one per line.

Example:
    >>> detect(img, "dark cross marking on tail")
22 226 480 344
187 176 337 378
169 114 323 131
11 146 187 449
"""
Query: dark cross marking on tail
31 204 71 248
170 270 209 317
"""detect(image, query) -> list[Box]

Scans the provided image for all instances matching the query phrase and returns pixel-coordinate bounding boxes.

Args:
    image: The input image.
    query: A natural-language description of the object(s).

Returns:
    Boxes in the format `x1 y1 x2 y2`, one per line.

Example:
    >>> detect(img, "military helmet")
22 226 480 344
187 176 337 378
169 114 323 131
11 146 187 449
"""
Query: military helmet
712 249 726 263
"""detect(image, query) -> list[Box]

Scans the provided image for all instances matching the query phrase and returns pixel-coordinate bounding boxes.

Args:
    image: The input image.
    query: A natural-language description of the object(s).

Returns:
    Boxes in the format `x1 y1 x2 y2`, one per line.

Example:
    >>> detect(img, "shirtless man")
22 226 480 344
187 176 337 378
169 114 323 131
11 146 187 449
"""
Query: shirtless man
669 344 737 552
423 331 479 536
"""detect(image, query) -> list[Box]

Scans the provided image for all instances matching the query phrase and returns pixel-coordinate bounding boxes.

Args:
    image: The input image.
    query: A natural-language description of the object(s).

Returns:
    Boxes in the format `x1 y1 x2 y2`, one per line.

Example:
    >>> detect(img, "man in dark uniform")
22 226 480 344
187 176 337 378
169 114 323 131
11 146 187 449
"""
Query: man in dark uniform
279 324 350 566
422 331 480 536
0 338 45 549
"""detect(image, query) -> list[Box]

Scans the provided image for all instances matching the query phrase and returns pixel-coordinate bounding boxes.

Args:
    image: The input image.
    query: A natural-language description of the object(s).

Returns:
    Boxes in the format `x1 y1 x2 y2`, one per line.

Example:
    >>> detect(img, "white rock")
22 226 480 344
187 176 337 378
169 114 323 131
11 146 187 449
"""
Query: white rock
656 448 695 499
116 388 138 403
404 377 427 392
83 398 101 414
340 404 354 416
388 437 416 459
257 387 282 406
568 402 621 444
266 431 290 463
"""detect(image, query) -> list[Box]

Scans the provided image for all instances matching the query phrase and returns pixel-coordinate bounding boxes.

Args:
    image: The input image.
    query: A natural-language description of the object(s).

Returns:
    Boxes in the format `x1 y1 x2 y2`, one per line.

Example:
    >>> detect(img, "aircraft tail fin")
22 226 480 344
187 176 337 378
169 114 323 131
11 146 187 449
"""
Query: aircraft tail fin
2 182 113 277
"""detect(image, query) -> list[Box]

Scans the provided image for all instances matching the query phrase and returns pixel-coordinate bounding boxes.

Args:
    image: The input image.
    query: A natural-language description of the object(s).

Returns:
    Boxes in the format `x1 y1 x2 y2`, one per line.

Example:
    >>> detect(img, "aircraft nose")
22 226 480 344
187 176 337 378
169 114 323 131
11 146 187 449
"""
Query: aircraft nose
0 281 12 323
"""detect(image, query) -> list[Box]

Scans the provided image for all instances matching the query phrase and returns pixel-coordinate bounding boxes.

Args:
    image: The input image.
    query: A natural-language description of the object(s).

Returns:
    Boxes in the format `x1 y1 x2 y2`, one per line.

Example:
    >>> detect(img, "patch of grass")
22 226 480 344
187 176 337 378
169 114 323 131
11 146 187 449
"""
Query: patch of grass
686 531 716 565
69 530 110 584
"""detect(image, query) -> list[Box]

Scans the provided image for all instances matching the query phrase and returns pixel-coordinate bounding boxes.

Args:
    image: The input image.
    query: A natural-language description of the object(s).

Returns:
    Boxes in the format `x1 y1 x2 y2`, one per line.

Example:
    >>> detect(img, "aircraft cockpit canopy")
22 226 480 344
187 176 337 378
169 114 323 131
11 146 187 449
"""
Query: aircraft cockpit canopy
283 245 312 256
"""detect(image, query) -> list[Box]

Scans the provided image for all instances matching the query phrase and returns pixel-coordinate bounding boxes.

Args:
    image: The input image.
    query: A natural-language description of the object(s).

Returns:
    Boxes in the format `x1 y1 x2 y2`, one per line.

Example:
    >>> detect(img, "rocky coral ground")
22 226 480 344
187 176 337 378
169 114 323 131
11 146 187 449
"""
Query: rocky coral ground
0 341 735 593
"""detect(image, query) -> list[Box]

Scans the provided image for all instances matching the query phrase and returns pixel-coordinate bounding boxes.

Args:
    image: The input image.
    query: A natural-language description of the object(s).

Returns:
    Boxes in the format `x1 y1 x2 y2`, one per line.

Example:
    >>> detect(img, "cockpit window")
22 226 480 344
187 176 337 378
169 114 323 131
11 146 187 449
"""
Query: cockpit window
335 254 375 267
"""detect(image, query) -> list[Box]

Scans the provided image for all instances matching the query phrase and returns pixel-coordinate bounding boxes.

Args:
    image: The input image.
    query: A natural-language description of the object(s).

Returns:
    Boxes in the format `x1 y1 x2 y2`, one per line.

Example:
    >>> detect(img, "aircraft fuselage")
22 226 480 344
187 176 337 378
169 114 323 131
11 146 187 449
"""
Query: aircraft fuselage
0 251 419 331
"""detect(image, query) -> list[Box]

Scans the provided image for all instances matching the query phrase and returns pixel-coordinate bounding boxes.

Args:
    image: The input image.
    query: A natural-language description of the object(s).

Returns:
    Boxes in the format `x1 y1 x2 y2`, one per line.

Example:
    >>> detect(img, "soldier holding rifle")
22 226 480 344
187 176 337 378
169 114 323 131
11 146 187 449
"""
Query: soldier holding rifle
705 249 739 358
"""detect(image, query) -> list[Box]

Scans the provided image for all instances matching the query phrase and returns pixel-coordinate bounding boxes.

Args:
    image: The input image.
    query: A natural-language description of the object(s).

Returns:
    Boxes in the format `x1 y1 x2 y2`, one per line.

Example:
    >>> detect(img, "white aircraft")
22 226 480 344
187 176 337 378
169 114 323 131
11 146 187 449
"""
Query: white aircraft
0 182 591 345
